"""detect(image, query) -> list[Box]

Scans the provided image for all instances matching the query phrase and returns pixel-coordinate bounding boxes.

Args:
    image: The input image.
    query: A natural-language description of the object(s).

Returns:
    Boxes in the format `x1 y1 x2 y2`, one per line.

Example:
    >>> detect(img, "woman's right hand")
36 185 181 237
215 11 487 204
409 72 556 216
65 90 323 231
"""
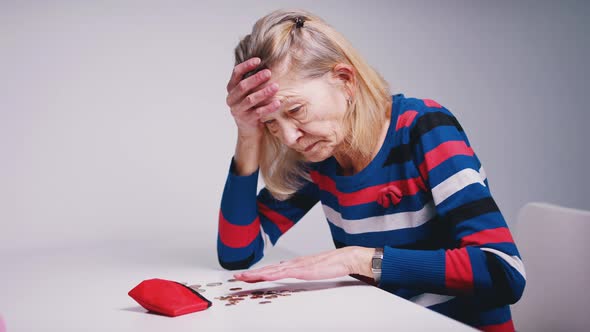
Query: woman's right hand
225 57 281 139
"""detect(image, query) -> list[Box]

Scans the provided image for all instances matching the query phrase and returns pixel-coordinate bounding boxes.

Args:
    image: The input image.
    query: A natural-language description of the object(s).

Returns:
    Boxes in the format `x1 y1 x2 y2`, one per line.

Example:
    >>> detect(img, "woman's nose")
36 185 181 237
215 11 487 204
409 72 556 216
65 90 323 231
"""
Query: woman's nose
279 122 303 147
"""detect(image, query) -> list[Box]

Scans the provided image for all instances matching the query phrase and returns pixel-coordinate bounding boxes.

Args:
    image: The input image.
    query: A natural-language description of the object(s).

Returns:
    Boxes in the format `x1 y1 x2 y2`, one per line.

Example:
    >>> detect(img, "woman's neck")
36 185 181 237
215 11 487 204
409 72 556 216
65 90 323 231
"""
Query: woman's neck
333 117 390 176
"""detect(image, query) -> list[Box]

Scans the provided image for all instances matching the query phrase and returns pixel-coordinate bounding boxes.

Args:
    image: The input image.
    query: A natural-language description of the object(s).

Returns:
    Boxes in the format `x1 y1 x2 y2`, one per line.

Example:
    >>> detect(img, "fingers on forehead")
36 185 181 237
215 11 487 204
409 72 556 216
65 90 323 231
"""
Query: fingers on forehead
252 80 277 96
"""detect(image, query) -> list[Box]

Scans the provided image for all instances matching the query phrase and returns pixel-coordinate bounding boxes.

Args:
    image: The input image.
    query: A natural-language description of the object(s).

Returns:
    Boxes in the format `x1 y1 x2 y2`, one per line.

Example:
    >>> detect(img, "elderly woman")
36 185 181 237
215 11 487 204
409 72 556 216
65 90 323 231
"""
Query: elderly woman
218 9 525 331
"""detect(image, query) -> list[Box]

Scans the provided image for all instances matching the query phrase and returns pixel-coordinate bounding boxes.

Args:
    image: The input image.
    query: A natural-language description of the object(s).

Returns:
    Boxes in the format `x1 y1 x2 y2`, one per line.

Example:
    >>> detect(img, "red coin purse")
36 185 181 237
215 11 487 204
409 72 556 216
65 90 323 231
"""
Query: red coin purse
128 278 212 317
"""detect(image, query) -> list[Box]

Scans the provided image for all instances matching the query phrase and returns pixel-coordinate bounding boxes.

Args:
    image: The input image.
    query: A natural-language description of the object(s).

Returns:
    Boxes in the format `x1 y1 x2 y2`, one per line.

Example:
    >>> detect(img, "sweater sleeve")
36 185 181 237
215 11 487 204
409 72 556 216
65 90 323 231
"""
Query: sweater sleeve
217 158 320 270
379 99 526 306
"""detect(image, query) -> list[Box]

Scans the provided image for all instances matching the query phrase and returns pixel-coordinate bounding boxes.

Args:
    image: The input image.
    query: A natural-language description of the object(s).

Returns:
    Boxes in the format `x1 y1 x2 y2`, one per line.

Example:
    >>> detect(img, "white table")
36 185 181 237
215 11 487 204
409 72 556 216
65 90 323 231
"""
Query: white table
0 242 476 331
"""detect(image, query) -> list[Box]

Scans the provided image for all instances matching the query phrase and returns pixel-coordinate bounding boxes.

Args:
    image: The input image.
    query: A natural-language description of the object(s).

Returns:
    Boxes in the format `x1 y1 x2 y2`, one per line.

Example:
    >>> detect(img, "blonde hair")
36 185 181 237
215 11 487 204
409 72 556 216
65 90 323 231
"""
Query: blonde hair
234 9 392 200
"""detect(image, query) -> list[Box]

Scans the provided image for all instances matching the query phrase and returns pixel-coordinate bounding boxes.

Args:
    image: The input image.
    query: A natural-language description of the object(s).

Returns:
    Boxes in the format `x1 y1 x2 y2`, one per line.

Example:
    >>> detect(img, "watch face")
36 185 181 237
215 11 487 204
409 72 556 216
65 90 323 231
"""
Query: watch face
371 257 382 269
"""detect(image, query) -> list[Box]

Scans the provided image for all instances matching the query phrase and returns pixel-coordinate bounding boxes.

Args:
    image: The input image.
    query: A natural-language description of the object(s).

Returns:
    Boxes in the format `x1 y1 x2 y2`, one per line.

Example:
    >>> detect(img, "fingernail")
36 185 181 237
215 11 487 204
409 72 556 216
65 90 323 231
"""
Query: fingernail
252 58 260 65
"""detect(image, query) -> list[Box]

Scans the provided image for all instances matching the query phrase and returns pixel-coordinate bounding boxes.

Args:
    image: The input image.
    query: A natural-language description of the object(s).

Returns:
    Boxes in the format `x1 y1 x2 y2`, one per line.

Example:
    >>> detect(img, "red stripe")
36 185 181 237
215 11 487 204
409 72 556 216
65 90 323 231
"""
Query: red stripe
257 202 295 234
218 210 260 248
478 319 515 332
310 171 424 206
445 248 473 292
460 227 515 247
395 110 418 130
423 99 442 108
418 140 474 180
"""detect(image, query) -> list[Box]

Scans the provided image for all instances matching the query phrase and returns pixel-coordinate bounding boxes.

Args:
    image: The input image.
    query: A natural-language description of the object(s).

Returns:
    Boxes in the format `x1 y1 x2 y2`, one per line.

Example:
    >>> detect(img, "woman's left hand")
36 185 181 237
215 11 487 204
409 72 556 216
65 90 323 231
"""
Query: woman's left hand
233 246 375 282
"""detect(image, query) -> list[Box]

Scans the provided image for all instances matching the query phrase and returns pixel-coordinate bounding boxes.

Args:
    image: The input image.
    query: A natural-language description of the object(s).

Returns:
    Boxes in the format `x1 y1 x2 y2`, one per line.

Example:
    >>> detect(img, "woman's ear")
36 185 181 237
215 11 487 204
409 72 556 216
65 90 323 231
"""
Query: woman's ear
331 63 356 100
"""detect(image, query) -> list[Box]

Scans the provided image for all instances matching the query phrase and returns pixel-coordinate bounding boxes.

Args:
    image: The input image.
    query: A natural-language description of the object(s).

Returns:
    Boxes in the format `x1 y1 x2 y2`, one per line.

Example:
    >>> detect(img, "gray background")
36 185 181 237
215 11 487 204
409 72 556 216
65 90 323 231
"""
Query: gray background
1 0 588 258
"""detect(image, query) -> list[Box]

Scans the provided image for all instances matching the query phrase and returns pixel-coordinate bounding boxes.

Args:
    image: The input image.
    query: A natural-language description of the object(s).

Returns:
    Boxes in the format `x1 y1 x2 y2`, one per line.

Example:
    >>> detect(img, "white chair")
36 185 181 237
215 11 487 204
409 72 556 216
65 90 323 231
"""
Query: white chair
512 202 590 332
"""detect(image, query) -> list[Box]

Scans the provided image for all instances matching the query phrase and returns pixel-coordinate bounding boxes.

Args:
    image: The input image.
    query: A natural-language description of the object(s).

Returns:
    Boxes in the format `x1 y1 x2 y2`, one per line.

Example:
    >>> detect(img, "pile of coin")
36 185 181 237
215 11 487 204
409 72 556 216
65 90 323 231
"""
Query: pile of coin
186 278 307 306
215 288 300 306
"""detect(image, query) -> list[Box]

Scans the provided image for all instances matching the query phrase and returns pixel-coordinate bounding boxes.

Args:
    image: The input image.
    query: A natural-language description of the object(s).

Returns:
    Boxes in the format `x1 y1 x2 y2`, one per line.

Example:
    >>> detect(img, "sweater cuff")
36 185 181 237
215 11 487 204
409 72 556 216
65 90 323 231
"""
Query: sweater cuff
228 156 259 181
220 157 260 225
380 246 446 290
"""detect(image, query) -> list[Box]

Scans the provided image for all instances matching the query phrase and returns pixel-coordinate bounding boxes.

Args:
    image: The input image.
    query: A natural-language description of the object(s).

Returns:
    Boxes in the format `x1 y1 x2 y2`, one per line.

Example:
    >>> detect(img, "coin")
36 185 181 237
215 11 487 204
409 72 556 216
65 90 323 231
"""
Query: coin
206 282 223 287
259 301 272 304
229 287 242 291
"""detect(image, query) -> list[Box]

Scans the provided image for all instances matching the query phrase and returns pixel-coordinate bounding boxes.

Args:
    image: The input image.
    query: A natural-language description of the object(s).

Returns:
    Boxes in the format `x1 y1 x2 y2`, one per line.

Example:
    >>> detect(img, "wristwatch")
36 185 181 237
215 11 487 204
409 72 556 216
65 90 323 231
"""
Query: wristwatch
371 247 384 284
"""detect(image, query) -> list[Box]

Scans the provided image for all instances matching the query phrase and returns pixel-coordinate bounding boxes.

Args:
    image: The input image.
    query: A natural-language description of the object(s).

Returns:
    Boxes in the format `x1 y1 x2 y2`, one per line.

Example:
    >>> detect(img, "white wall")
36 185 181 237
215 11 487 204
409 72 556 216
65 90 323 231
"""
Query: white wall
1 0 588 257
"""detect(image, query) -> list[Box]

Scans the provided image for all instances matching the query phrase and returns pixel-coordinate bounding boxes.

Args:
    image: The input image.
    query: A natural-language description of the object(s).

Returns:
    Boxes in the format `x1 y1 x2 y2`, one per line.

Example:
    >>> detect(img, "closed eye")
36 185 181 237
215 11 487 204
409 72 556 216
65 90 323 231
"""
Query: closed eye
263 119 278 132
288 106 302 114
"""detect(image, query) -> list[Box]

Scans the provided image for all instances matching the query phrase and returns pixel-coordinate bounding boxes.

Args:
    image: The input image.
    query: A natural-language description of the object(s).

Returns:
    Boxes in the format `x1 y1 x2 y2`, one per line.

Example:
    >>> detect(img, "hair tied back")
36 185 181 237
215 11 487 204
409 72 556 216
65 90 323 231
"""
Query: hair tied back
295 16 305 29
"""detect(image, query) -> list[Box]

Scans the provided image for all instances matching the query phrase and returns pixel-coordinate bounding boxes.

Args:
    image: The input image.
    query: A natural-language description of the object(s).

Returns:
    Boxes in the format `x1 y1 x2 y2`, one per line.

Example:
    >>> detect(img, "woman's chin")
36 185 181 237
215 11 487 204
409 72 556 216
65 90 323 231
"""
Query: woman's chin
301 148 332 163
304 155 325 163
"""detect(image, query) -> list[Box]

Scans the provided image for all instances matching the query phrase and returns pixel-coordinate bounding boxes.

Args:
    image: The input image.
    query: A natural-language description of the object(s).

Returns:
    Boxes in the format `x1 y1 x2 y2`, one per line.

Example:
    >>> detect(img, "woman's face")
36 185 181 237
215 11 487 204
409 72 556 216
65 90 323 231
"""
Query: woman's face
257 66 352 162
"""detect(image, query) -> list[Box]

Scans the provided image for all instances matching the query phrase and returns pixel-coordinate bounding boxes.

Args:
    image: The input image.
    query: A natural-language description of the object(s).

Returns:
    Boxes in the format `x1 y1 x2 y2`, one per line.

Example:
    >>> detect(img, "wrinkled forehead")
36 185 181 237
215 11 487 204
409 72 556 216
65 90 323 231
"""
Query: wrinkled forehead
253 67 307 103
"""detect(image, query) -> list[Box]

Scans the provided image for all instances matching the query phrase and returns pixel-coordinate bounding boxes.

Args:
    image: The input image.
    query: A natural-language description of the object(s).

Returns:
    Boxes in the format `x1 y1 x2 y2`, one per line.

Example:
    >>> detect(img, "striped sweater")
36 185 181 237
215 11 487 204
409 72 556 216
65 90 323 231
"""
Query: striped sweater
218 93 526 331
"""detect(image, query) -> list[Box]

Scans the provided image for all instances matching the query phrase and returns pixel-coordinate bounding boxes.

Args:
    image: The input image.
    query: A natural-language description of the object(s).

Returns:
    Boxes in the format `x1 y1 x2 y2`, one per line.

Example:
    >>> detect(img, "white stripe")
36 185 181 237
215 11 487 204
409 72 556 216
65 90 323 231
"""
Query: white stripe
479 166 486 181
322 201 436 234
480 247 527 280
432 167 487 204
409 293 455 307
260 225 273 255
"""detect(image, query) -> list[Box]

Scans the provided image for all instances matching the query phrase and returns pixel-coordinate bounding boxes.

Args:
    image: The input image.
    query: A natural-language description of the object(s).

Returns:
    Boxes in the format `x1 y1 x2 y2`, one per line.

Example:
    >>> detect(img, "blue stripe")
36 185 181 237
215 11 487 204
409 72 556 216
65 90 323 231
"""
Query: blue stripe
382 246 446 290
427 156 482 188
327 216 439 248
323 160 424 190
475 305 512 327
412 117 467 147
453 211 508 240
319 191 431 220
468 246 493 291
435 182 492 216
220 163 259 225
